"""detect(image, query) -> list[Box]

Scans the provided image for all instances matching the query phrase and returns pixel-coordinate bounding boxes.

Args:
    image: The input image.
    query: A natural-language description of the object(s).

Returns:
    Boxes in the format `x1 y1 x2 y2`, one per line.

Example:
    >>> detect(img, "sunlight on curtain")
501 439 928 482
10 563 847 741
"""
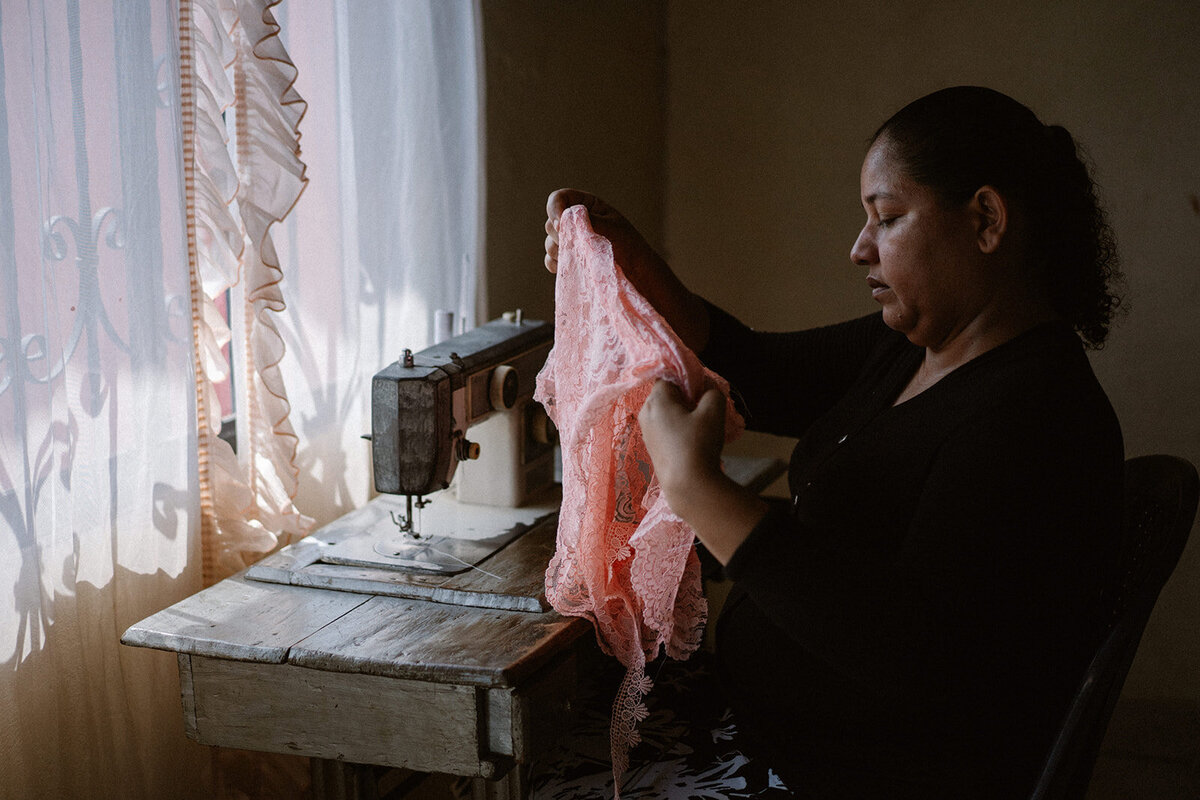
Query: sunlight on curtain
185 0 311 583
0 0 484 795
0 1 209 797
276 0 485 526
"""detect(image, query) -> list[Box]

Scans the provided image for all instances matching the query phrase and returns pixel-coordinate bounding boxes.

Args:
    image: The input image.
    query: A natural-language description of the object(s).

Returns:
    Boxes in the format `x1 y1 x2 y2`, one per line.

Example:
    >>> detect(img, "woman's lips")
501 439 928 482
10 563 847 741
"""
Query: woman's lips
866 276 889 298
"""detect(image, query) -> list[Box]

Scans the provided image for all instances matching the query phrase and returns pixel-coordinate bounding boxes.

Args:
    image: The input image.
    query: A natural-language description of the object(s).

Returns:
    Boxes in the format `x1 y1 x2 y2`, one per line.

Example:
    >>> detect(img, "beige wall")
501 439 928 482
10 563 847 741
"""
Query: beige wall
484 1 1200 700
482 1 667 325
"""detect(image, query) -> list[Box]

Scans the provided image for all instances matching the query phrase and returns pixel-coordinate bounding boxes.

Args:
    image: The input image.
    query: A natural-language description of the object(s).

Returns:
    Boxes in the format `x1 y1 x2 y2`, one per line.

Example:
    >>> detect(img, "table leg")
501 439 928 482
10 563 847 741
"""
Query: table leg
311 759 379 800
471 764 529 800
310 760 427 800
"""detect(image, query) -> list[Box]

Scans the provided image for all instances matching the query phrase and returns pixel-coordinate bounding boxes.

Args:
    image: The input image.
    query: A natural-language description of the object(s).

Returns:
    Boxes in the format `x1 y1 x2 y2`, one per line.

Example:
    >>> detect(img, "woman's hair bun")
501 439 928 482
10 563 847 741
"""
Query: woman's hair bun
1043 124 1081 165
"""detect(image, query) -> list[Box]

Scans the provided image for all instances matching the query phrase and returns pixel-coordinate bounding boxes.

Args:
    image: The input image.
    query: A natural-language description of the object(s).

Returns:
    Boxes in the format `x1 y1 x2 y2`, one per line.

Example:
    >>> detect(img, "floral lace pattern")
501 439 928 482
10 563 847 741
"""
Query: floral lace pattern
535 206 744 794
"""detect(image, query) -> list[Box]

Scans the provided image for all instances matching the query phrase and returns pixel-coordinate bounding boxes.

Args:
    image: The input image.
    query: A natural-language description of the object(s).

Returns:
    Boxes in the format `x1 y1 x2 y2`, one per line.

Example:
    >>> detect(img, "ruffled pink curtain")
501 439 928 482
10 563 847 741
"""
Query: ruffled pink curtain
182 0 311 584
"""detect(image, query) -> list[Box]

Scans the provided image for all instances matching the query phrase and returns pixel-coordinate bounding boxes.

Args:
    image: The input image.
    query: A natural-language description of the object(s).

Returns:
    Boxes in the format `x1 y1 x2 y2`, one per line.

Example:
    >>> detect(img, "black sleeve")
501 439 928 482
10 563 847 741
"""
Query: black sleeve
698 301 891 438
722 397 1122 710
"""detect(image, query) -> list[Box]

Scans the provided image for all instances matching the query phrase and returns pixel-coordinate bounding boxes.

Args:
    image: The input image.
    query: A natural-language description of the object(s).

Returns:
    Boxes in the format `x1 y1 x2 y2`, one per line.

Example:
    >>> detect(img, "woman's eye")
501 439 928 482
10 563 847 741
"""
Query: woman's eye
878 216 897 228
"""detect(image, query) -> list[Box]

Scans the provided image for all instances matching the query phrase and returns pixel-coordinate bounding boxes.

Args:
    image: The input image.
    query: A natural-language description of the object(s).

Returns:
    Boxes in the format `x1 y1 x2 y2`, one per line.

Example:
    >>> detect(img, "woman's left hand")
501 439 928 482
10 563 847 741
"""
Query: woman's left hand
638 380 770 565
638 381 727 517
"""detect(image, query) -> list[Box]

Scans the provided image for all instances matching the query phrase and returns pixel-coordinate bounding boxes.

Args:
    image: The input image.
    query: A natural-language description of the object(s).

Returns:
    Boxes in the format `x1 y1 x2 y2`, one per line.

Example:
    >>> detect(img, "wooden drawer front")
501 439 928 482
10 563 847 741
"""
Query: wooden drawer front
485 649 579 761
183 656 498 777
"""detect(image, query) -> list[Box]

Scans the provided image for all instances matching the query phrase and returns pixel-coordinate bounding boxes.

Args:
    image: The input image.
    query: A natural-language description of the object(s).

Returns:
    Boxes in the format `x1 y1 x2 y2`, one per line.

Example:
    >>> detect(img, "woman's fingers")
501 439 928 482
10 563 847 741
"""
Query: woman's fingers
694 387 726 425
640 382 724 457
546 188 595 225
544 233 559 273
639 381 728 510
642 379 686 418
545 189 593 273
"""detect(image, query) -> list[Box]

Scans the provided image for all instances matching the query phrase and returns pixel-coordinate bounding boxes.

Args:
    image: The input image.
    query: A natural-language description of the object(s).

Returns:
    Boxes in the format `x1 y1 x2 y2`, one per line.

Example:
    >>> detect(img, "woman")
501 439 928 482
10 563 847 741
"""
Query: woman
543 86 1124 798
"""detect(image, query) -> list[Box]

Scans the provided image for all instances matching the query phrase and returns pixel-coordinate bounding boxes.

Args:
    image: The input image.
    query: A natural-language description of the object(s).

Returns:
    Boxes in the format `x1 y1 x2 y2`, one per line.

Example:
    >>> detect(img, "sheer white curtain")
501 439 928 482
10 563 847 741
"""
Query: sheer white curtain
272 0 482 525
0 0 484 797
277 0 485 526
0 1 208 797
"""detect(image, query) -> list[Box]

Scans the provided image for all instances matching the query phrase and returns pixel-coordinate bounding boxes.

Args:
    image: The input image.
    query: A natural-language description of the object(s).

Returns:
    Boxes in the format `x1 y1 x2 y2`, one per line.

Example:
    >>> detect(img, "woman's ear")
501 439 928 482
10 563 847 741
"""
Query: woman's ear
971 186 1008 254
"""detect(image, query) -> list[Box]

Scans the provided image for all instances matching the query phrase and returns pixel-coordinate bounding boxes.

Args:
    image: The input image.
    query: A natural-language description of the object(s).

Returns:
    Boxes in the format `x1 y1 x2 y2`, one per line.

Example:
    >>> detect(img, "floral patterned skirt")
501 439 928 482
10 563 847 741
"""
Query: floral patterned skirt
526 649 795 799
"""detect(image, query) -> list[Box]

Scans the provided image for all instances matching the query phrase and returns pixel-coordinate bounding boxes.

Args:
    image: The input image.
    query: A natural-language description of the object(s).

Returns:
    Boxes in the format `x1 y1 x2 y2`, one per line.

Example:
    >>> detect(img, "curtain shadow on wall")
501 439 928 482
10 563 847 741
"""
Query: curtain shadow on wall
0 0 210 796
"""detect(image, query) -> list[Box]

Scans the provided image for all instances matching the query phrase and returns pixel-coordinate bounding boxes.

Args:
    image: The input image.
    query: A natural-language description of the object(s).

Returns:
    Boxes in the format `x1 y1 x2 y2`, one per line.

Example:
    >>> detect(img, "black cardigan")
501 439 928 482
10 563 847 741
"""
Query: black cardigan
700 305 1124 799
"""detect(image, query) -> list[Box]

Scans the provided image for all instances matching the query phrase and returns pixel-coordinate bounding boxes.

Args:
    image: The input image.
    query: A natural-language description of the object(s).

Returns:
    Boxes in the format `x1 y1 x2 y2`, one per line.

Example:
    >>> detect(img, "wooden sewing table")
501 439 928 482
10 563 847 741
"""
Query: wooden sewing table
121 458 783 800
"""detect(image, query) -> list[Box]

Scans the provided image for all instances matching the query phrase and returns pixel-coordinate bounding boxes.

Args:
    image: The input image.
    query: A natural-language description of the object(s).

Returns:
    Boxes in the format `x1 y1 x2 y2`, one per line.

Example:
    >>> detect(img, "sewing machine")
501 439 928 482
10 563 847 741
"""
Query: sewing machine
370 309 556 508
245 312 562 608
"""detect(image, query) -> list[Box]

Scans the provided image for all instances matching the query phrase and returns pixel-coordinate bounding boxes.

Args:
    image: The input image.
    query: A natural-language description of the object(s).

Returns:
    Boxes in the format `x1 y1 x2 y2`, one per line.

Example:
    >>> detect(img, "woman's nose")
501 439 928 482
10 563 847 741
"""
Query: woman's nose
850 226 876 266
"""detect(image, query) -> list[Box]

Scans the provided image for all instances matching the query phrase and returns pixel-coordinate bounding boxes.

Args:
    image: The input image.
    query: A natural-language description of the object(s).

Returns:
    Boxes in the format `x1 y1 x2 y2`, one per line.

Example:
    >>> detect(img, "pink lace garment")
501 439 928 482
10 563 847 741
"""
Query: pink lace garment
535 206 744 793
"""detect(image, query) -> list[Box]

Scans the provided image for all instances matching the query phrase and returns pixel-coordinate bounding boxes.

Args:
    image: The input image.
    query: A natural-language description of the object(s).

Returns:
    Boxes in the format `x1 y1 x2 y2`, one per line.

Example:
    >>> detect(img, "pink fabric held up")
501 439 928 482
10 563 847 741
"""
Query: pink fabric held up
534 205 744 792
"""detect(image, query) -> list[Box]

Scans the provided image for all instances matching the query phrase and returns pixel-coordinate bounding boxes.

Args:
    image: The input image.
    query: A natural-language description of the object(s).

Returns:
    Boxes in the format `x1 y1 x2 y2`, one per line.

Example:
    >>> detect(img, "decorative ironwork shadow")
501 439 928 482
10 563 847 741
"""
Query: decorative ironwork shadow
1 0 189 667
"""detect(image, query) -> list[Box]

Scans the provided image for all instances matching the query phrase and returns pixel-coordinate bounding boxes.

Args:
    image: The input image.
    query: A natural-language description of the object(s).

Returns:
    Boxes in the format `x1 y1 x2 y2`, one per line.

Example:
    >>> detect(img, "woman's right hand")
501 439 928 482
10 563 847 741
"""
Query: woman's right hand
543 188 711 352
543 188 658 275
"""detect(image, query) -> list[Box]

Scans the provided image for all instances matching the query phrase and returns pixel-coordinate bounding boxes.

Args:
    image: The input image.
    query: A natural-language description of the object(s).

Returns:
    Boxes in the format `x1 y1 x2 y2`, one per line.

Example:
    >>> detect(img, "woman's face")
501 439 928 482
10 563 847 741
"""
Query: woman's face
850 139 991 351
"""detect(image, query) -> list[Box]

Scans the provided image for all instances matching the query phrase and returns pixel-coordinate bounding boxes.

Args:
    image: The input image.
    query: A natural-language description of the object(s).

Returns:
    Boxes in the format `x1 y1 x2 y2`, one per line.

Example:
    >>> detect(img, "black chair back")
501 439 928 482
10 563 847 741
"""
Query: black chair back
1030 454 1199 800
